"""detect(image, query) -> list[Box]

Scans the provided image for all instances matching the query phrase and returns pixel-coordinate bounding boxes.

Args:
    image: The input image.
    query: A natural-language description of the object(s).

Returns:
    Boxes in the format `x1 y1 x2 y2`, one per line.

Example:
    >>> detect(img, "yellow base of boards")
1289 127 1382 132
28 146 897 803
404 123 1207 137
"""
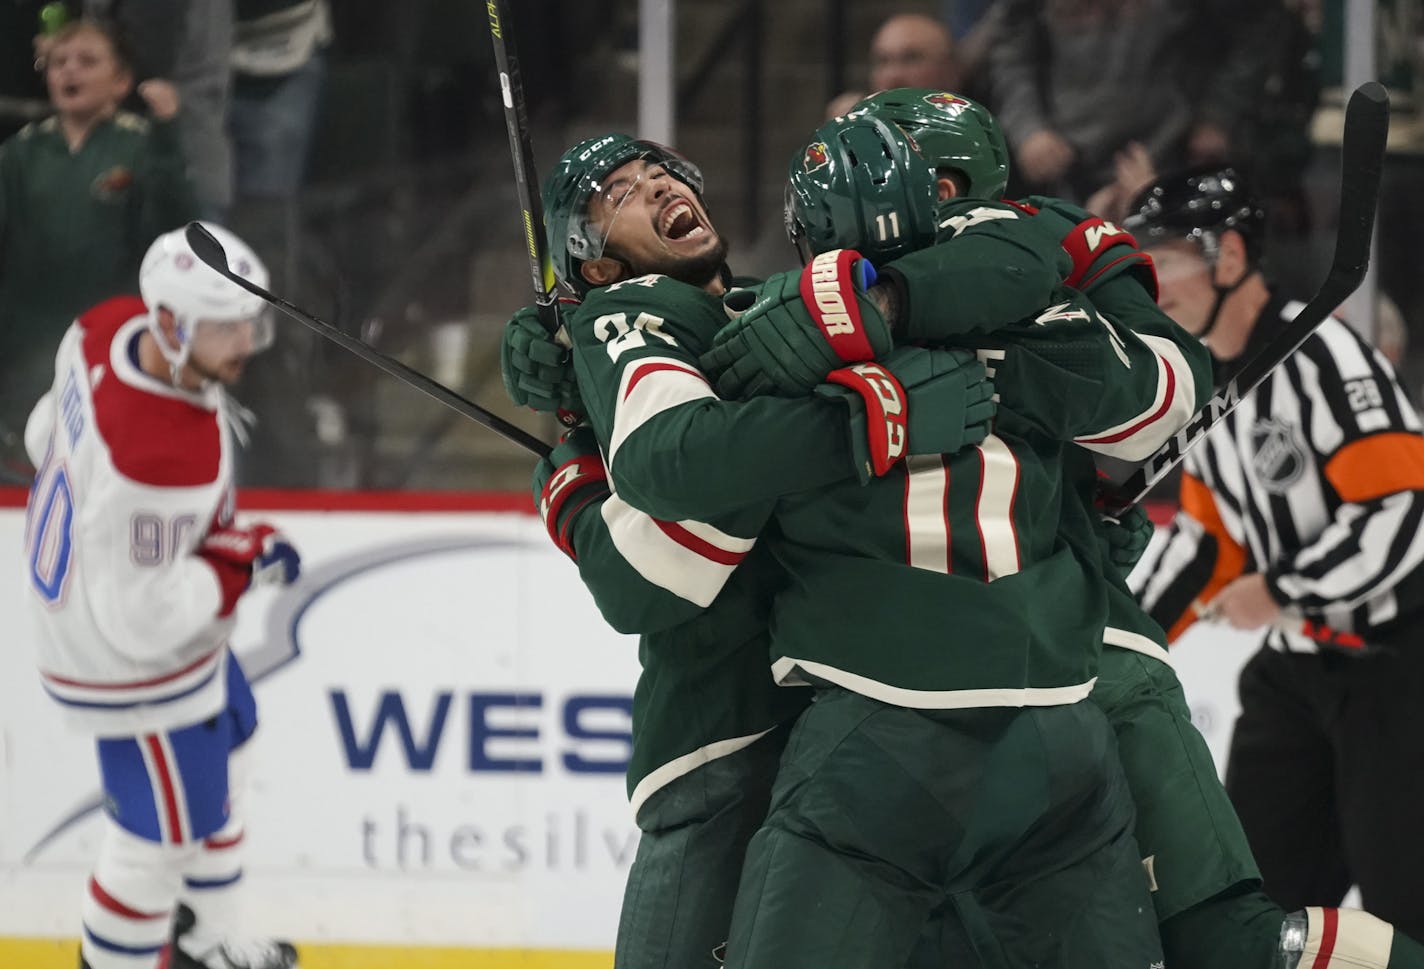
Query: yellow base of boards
0 938 612 968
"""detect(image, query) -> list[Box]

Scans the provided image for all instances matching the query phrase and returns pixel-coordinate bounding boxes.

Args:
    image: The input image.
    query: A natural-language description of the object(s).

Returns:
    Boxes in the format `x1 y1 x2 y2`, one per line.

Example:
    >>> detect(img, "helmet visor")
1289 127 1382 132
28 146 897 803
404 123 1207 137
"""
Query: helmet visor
566 151 706 265
188 309 275 359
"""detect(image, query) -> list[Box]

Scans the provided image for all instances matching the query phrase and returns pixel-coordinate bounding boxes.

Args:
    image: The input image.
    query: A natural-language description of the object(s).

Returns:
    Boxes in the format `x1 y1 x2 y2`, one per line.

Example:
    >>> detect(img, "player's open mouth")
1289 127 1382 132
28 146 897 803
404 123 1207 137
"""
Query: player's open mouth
659 199 706 243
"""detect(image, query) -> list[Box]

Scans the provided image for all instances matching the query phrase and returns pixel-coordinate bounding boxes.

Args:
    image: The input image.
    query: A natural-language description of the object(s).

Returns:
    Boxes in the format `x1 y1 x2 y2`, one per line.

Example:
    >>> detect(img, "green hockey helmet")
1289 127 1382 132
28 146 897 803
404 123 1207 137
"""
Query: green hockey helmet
541 132 706 292
856 88 1009 201
784 113 939 266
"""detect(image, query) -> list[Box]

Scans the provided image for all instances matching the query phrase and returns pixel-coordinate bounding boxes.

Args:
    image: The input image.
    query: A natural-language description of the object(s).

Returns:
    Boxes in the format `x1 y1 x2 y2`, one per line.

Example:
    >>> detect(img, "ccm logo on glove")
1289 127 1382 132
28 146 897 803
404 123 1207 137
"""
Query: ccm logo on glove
828 361 908 475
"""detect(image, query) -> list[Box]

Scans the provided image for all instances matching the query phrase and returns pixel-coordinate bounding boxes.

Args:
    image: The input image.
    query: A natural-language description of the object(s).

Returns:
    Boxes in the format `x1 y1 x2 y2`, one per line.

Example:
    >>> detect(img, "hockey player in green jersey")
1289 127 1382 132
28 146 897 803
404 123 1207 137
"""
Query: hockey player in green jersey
701 88 1424 969
509 132 1001 969
525 122 1222 964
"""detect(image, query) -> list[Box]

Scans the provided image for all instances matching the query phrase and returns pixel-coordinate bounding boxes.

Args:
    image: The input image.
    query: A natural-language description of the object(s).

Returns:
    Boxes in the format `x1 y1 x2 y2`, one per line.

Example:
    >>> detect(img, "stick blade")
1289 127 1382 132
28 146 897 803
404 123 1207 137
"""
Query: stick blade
183 221 231 278
1331 82 1390 281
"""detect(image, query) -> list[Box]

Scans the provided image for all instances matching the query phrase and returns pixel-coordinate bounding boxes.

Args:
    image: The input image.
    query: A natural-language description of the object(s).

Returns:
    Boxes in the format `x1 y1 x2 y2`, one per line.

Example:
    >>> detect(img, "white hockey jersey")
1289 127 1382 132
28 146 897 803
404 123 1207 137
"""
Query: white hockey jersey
22 296 236 737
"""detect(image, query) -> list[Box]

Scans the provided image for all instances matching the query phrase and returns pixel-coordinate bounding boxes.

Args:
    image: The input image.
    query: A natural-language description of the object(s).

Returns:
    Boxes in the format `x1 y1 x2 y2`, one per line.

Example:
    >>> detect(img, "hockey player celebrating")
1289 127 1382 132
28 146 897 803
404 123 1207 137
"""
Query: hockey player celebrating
511 115 1217 964
737 88 1424 969
1129 166 1424 946
21 224 301 969
514 132 998 969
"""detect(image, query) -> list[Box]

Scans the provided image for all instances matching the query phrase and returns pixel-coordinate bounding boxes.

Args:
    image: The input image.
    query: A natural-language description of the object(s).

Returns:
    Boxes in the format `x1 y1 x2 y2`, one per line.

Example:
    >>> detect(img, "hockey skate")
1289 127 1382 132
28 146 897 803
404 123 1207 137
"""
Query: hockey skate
169 904 299 969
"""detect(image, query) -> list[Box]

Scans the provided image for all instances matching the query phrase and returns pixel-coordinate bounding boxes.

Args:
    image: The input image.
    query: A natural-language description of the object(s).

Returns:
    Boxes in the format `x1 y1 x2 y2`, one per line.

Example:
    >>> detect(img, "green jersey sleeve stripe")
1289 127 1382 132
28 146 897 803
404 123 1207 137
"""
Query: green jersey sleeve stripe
607 355 715 466
601 492 752 607
1074 335 1198 461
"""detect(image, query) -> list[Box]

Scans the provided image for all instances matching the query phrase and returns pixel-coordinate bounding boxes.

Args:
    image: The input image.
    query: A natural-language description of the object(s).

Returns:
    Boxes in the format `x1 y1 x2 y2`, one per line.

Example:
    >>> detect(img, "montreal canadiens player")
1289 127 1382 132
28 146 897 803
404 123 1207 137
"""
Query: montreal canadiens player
21 224 301 969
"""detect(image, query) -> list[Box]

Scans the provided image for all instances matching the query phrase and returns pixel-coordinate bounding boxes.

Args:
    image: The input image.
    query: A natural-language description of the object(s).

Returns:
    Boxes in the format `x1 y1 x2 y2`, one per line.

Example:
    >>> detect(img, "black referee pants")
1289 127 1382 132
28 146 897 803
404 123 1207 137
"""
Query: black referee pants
1225 642 1424 939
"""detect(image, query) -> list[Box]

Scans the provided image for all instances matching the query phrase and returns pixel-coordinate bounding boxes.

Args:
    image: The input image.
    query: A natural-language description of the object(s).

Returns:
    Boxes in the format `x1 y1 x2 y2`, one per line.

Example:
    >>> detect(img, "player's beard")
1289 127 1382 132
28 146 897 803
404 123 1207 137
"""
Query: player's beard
607 235 731 292
189 354 244 386
668 235 730 290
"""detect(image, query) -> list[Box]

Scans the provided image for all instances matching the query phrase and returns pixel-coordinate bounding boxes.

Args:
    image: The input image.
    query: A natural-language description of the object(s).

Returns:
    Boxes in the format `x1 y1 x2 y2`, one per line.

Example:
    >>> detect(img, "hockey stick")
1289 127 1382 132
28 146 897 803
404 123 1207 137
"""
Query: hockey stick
1102 82 1390 510
487 0 580 428
1194 599 1372 653
487 0 557 328
183 223 552 459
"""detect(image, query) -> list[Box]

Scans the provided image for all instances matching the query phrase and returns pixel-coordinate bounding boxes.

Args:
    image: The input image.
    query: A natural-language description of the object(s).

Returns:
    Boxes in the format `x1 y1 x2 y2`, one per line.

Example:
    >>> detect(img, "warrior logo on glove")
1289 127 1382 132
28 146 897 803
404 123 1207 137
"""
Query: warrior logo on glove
802 249 880 361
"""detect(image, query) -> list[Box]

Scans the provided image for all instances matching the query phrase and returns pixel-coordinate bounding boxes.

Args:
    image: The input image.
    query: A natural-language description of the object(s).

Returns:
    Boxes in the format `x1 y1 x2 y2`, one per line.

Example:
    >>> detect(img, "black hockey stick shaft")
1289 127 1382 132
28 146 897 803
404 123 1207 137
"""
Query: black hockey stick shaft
1196 599 1375 653
487 0 579 429
487 0 560 332
1104 82 1390 509
183 223 552 459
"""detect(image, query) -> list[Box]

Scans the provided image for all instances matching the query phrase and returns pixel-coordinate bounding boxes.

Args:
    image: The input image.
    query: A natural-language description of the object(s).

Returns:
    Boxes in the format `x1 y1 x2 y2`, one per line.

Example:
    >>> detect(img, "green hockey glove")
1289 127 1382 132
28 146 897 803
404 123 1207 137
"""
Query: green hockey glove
532 425 609 560
815 346 997 482
1010 196 1159 300
501 303 584 418
700 249 893 400
1096 504 1154 574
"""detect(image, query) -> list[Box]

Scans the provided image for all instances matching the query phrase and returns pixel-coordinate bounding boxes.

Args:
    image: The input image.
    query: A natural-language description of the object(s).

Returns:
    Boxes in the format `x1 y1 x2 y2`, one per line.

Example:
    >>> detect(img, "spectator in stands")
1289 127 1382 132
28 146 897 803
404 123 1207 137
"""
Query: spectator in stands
986 0 1273 201
169 0 236 220
223 0 333 488
0 18 197 481
229 0 331 204
34 2 236 219
826 13 963 119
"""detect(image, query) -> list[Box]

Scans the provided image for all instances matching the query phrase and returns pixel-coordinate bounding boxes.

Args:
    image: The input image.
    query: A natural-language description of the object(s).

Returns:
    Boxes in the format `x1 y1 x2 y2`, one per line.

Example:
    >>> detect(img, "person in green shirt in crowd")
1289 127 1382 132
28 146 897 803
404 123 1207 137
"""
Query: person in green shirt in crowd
0 18 197 480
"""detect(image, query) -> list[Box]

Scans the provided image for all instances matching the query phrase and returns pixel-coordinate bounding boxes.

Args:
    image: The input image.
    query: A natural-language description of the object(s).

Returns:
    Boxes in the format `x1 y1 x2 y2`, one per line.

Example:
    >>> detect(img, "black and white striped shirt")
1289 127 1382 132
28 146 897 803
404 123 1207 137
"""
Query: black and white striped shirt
1134 294 1424 652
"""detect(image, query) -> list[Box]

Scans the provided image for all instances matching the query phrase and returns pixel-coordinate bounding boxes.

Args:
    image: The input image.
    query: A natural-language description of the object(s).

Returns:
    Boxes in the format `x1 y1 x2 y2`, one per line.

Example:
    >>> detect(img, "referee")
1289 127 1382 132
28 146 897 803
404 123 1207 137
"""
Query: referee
1126 165 1424 937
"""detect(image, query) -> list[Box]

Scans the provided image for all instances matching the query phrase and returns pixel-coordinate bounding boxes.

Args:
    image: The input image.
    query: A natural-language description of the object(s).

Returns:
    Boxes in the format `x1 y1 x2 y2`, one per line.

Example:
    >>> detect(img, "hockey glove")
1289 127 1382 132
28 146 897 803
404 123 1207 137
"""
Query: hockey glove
700 249 893 400
501 303 584 420
1011 196 1158 300
533 425 610 561
198 524 301 617
816 346 997 482
1096 504 1154 574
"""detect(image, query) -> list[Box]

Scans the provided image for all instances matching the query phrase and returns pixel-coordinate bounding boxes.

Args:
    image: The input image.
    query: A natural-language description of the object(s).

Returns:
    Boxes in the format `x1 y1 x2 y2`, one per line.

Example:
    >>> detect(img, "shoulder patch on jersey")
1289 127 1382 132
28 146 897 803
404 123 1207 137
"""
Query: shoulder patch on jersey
87 309 222 487
113 111 150 133
79 296 150 369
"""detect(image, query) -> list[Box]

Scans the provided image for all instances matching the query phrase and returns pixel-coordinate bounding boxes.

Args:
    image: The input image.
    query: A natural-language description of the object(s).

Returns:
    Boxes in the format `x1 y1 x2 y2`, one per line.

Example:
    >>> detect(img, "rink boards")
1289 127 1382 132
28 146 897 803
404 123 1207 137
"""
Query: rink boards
0 490 1260 967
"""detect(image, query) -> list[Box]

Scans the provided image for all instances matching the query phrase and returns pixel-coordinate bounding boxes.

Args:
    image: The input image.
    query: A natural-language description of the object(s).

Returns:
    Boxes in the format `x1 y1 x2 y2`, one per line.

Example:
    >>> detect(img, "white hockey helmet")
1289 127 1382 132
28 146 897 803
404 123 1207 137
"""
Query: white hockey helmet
139 223 274 373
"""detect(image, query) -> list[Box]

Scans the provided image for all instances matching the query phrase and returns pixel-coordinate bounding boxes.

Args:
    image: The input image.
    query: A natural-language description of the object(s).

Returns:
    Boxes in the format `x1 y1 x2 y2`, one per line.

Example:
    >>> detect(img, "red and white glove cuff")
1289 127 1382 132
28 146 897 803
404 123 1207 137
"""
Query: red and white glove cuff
827 361 909 477
800 248 878 363
1060 218 1160 299
197 524 277 617
197 549 255 618
539 455 608 560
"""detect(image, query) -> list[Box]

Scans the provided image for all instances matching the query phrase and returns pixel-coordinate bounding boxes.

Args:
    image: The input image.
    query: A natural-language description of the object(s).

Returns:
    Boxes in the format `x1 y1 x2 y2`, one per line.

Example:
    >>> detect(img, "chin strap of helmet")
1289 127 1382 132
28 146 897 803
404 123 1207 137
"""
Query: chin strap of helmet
148 306 206 390
1197 232 1255 342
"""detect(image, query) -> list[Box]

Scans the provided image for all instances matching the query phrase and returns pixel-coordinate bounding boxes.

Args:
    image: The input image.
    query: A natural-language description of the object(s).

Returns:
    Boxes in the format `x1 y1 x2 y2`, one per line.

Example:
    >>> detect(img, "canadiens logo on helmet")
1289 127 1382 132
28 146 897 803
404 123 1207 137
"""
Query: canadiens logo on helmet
924 92 971 116
803 142 831 173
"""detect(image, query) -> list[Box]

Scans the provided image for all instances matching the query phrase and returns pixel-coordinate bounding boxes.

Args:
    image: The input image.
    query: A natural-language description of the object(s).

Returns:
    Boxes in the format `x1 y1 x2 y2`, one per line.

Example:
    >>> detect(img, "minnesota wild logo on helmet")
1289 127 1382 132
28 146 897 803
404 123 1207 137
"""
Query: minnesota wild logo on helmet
858 88 1009 201
922 91 972 116
802 142 831 173
784 114 939 266
540 132 705 293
